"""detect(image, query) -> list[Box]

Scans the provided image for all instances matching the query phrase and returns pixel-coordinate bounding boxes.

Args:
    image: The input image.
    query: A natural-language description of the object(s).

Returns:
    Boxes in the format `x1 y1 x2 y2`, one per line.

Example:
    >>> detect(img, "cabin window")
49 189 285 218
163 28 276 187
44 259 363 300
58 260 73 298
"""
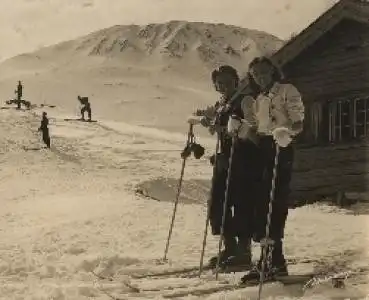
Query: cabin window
353 97 368 138
326 97 369 143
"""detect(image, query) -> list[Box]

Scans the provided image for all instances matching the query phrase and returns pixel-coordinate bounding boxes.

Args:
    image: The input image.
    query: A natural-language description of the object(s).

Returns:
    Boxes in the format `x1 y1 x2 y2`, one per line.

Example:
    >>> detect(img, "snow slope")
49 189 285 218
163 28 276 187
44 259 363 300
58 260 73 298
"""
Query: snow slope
0 108 368 299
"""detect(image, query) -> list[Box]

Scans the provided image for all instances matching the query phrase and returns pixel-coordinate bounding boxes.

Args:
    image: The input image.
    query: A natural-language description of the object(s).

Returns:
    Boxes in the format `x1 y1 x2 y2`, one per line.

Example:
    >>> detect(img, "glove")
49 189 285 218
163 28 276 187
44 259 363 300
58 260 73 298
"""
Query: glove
192 143 205 159
272 127 292 148
227 115 242 135
208 125 216 135
187 115 203 125
181 144 192 159
200 117 211 127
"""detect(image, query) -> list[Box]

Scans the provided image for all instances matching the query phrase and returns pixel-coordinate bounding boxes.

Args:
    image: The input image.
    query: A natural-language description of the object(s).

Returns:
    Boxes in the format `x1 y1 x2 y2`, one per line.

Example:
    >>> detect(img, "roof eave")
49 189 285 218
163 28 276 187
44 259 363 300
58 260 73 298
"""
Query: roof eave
271 0 353 67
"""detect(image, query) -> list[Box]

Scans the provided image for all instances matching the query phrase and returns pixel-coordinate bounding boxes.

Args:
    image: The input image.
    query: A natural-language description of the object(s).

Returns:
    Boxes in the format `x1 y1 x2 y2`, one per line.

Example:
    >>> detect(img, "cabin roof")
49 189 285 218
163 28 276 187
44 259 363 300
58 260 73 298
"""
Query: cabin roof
271 0 369 67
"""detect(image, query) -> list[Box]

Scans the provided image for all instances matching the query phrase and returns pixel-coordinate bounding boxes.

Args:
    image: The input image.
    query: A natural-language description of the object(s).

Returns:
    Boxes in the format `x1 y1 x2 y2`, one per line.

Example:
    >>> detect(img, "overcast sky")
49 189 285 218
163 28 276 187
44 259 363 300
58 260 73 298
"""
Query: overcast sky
0 0 338 60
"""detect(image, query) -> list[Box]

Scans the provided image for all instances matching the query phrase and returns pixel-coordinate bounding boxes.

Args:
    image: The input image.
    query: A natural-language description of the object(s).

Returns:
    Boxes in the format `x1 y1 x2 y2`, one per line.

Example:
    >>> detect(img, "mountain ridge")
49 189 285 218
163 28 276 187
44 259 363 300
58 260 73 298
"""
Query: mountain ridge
1 20 284 76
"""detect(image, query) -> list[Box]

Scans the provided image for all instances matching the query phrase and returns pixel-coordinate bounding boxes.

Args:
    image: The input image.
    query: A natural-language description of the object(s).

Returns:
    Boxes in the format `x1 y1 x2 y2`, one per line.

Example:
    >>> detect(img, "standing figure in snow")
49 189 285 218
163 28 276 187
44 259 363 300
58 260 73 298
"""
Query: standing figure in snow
38 112 51 148
240 56 305 283
78 95 92 121
15 81 23 109
189 65 262 271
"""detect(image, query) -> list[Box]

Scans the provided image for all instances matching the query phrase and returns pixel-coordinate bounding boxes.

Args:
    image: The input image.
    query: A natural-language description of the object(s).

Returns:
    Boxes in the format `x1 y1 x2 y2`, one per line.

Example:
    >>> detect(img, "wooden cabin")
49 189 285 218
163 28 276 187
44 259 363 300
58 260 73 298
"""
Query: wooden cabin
270 0 369 203
272 0 369 145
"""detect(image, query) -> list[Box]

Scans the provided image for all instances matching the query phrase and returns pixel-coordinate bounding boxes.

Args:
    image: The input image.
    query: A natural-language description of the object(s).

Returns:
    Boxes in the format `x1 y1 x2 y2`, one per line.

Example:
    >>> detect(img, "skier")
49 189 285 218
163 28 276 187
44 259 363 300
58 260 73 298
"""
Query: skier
38 112 51 148
240 56 305 283
15 81 23 109
188 65 262 271
77 95 92 121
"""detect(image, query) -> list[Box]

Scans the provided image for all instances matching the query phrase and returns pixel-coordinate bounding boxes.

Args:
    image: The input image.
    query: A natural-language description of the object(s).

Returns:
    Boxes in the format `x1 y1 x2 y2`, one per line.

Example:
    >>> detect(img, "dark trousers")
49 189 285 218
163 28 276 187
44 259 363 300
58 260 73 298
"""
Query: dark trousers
42 129 50 148
209 140 263 240
81 107 91 120
17 94 21 109
253 136 294 242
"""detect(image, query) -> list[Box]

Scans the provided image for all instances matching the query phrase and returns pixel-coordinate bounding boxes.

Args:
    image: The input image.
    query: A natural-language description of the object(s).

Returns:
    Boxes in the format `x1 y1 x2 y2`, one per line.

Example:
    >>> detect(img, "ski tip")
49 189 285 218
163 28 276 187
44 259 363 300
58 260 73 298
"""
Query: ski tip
276 273 316 285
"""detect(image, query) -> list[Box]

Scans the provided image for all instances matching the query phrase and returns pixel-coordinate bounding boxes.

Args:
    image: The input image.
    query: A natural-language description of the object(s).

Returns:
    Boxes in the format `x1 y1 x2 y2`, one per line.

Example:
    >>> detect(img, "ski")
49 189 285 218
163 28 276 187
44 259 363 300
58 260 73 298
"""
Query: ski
92 268 317 299
128 257 318 279
93 268 365 300
91 270 227 296
161 274 315 299
276 273 315 285
162 282 245 298
63 118 97 123
22 146 43 151
92 264 248 292
91 271 140 292
130 264 213 279
131 264 254 280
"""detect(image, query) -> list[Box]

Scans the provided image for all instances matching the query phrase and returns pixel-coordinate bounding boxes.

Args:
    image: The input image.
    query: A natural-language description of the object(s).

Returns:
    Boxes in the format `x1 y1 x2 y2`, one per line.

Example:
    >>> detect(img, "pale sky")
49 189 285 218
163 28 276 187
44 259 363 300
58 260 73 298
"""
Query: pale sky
0 0 339 61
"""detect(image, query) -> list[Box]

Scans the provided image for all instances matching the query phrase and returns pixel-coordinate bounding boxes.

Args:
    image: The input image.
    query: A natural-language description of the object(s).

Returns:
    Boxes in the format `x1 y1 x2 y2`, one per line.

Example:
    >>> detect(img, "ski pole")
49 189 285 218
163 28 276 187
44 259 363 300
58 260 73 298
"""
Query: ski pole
257 143 280 300
163 124 194 261
198 135 220 276
214 134 237 280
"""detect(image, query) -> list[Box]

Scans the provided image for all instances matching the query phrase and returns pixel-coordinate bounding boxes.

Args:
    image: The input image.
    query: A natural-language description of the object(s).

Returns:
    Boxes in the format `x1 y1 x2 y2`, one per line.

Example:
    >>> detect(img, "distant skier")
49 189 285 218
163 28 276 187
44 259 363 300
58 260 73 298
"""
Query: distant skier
15 81 23 109
188 65 262 272
38 112 50 148
240 56 305 283
77 95 92 121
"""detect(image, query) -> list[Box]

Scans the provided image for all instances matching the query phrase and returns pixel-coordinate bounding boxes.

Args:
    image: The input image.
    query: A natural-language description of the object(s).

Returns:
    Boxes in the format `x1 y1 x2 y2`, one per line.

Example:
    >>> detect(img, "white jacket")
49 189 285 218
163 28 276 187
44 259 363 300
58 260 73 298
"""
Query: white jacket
234 95 258 141
255 82 305 136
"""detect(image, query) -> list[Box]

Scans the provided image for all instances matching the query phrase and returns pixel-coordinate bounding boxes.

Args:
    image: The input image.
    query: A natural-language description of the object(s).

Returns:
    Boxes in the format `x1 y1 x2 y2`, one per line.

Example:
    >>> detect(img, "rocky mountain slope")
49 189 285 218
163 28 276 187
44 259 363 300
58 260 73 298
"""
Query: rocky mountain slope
0 21 283 76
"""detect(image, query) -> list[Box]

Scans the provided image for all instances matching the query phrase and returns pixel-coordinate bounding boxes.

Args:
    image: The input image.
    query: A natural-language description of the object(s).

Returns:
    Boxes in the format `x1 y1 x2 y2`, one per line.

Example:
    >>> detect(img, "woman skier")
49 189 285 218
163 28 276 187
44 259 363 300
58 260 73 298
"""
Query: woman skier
188 65 262 272
240 56 305 283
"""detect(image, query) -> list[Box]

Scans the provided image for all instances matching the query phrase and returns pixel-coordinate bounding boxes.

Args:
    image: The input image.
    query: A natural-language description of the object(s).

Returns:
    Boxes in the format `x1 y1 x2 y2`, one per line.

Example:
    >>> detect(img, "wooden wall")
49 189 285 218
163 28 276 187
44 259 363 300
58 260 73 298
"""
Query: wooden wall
291 141 369 204
281 19 369 144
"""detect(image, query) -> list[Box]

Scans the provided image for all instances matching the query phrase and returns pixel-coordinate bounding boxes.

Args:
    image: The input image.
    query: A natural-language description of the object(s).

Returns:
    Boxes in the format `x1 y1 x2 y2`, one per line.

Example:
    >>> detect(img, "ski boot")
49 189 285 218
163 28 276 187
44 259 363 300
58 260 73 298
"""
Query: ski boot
218 238 252 273
240 239 288 284
208 235 238 269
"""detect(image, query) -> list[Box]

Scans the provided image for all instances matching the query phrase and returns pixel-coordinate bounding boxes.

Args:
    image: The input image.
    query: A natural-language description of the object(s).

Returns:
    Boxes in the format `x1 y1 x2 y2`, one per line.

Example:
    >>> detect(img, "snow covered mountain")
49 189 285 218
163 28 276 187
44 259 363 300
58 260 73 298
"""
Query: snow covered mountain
0 21 283 77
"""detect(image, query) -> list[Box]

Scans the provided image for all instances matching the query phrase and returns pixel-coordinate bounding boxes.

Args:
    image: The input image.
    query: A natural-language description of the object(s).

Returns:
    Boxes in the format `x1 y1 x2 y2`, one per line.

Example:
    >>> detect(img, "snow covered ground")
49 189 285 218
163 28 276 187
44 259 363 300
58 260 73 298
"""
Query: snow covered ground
0 107 368 299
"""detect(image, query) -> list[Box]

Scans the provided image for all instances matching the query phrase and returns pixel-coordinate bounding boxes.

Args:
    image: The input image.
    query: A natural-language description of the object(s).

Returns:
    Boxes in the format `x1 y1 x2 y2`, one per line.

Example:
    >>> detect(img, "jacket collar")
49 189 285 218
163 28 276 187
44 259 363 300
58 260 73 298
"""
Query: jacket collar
262 81 282 98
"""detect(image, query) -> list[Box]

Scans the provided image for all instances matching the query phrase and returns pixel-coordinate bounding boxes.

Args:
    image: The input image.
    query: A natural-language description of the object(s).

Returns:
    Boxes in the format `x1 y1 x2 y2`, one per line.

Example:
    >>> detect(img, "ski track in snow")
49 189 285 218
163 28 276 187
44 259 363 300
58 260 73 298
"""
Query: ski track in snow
0 109 368 300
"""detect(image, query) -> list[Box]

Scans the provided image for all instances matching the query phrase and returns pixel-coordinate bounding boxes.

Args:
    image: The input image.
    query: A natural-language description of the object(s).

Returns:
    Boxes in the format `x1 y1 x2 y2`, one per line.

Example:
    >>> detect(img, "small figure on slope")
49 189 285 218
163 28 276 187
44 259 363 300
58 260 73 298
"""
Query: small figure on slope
38 112 51 148
188 65 262 272
15 81 23 110
77 95 92 121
